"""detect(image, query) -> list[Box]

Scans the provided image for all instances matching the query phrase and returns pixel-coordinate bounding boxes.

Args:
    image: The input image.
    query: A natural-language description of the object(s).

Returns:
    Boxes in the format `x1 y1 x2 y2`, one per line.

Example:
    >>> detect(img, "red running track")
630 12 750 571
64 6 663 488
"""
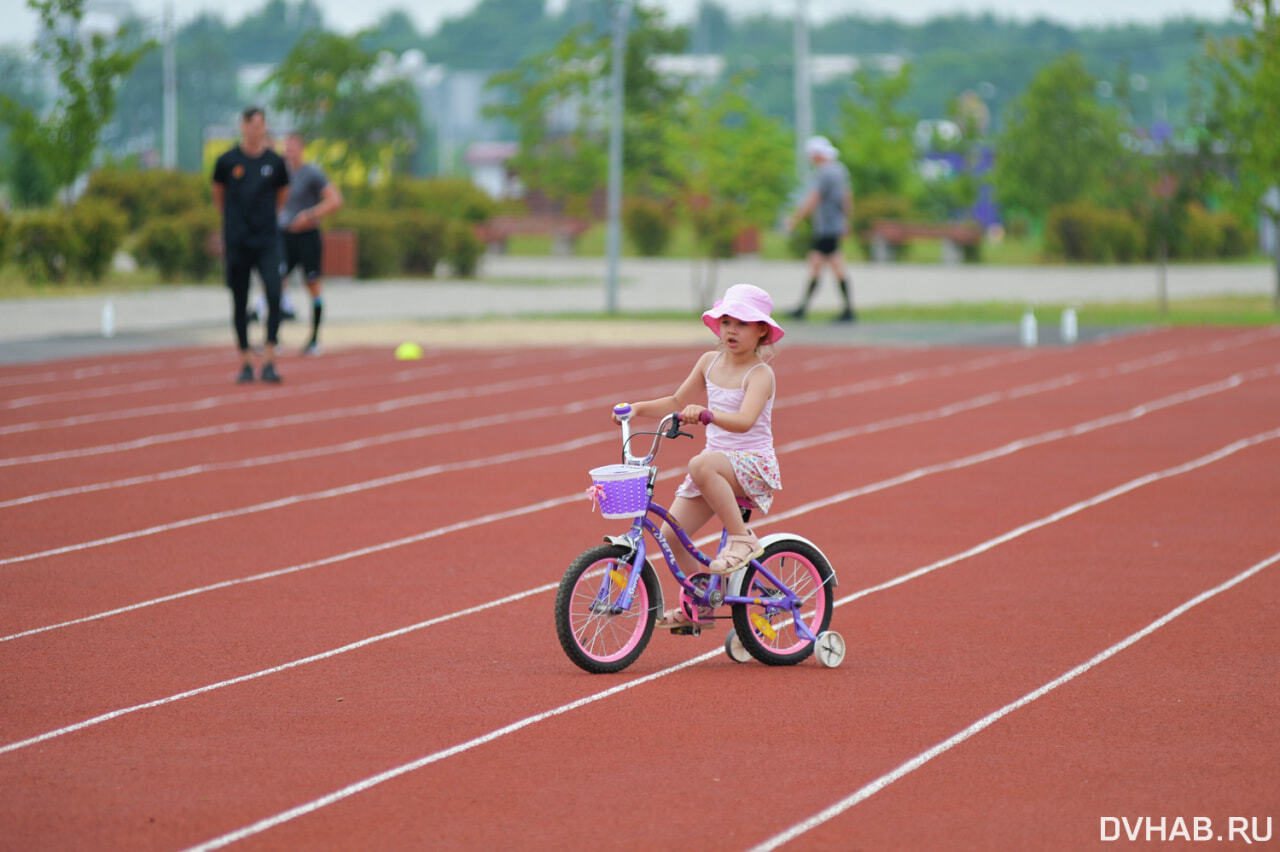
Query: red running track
0 327 1276 851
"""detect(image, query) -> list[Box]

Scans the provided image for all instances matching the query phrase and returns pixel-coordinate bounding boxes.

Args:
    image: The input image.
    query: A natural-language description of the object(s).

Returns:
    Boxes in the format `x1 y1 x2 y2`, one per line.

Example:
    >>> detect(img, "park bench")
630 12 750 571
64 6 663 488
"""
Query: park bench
474 215 590 256
866 219 982 264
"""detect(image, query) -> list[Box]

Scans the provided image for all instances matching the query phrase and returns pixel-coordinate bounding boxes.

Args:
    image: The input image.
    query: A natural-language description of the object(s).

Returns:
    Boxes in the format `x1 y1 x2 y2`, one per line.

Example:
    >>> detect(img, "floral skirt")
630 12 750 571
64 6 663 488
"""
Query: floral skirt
675 449 782 514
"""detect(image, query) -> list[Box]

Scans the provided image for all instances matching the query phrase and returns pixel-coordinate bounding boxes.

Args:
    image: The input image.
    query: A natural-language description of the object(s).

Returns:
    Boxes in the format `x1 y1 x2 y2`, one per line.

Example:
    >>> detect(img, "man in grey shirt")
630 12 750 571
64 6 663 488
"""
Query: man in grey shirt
785 136 855 322
280 132 344 354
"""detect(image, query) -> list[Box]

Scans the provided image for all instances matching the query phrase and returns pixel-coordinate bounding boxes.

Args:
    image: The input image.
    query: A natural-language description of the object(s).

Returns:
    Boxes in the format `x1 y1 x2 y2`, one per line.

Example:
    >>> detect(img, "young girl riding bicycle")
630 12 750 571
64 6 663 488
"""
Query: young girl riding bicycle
615 283 784 630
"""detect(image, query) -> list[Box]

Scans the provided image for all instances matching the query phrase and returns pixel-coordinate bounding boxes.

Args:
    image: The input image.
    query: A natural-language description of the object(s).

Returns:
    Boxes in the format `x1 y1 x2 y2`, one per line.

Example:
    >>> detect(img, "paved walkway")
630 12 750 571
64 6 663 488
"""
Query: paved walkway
0 255 1273 362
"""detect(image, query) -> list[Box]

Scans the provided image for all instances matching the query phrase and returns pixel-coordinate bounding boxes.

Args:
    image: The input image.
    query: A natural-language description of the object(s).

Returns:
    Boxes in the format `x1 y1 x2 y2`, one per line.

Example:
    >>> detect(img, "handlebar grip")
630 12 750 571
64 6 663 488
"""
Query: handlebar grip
699 408 714 426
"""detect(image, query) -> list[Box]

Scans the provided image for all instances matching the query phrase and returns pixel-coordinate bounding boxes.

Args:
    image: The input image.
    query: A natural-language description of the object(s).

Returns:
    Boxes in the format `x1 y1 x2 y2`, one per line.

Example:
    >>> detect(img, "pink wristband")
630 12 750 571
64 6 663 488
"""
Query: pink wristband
699 409 714 426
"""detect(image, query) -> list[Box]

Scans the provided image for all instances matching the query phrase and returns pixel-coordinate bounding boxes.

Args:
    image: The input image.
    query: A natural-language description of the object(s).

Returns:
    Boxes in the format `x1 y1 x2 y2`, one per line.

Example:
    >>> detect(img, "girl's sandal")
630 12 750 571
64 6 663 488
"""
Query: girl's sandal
708 534 764 575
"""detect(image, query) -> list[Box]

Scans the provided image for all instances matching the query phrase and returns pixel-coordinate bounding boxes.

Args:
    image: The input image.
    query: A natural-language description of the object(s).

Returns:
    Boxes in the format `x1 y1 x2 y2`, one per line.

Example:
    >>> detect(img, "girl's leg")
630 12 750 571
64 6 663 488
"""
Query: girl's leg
661 495 716 577
686 452 750 536
655 494 719 628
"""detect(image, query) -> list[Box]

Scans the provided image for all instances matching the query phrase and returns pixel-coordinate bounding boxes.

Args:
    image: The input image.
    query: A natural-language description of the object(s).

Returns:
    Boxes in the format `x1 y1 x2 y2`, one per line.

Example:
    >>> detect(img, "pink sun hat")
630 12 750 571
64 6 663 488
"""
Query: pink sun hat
701 283 786 344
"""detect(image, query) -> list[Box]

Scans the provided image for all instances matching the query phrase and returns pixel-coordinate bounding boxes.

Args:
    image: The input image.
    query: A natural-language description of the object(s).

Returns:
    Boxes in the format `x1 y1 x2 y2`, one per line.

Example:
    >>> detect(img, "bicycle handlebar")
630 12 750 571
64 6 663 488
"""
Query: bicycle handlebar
614 404 691 465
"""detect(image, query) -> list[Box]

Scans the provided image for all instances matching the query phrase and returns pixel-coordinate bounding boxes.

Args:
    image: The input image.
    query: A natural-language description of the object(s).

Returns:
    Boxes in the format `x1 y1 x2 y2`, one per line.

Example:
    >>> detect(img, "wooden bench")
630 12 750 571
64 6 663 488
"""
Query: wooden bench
866 220 982 264
474 216 590 256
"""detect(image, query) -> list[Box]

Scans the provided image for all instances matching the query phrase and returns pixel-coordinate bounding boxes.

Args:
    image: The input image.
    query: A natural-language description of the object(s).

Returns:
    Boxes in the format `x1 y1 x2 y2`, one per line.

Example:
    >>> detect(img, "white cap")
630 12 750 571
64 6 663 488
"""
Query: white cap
804 135 838 160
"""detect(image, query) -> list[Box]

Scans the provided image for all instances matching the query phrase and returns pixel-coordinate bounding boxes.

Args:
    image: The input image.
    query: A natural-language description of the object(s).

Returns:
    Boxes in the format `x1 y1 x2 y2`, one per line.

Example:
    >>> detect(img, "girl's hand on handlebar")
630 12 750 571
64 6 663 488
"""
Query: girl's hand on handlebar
680 404 709 426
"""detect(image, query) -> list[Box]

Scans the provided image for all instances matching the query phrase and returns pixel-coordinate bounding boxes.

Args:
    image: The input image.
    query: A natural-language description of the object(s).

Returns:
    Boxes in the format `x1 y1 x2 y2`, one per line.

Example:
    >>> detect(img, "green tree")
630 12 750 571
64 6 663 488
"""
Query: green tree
267 31 423 184
1205 0 1280 306
486 3 687 214
0 0 151 204
992 53 1133 222
486 26 606 214
834 66 920 199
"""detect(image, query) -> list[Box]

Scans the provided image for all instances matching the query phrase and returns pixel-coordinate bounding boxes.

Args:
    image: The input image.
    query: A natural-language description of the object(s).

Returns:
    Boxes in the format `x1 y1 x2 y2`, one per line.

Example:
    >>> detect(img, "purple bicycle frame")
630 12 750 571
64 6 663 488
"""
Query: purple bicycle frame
601 495 817 641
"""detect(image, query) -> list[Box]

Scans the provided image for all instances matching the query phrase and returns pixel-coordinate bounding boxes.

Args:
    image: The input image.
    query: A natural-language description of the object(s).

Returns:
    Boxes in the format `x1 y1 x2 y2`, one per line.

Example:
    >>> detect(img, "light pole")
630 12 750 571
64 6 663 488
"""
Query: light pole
162 2 176 169
605 0 631 315
793 0 812 182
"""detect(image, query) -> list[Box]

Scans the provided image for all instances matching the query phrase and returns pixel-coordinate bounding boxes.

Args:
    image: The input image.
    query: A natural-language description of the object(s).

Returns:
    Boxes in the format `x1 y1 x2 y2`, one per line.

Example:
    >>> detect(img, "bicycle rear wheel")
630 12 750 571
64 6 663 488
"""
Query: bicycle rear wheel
731 538 835 666
555 544 659 673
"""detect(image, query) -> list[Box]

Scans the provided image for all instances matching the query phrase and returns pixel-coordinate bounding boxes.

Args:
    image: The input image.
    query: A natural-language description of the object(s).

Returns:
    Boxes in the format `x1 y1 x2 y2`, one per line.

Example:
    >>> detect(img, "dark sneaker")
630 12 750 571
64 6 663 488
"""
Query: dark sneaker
260 362 282 383
834 308 857 323
788 306 807 320
302 341 321 356
235 364 255 384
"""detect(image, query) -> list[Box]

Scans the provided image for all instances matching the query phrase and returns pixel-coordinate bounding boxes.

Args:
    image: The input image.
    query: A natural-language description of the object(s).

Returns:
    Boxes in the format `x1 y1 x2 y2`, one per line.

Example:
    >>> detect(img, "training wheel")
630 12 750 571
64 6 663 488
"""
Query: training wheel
814 631 846 668
724 629 752 664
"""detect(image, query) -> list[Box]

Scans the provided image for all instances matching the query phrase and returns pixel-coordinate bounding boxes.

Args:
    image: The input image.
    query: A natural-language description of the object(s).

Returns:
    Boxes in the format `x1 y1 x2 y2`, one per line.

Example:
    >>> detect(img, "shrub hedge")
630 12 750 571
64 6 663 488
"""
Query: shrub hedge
1045 202 1146 262
135 217 191 282
1047 200 1253 263
69 198 128 280
12 211 76 283
623 197 674 257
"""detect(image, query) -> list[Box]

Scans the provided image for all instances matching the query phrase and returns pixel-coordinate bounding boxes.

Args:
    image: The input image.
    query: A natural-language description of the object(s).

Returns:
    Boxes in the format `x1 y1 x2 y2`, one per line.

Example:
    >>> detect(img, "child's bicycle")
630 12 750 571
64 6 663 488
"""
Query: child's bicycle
554 403 846 674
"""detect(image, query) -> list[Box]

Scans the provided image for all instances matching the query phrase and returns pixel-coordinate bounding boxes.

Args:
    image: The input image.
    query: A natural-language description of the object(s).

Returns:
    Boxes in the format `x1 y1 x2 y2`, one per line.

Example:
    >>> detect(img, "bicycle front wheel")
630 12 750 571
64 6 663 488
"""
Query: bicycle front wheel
731 538 835 666
555 544 659 673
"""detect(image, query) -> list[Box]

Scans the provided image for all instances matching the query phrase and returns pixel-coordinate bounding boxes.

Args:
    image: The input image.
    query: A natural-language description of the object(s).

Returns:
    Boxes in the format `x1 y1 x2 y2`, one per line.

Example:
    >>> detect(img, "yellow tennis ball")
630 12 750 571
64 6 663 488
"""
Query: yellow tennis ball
395 341 423 360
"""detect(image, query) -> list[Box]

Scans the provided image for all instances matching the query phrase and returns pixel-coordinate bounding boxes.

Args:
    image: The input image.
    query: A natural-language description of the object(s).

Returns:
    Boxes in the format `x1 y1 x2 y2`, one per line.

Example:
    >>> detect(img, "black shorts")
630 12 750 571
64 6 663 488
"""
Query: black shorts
811 234 841 256
283 229 323 282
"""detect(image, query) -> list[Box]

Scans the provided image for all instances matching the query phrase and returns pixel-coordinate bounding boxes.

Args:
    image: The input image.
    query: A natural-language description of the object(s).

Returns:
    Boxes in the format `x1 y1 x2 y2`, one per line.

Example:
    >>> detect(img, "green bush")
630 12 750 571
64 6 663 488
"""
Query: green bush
12 210 77 282
1178 203 1221 259
84 168 207 231
397 210 449 276
0 206 10 266
134 216 191 282
1214 210 1251 258
1173 203 1252 260
785 216 812 259
334 209 402 278
623 197 673 257
446 221 484 277
178 207 220 281
1045 201 1145 263
69 198 128 280
689 201 739 259
380 176 496 223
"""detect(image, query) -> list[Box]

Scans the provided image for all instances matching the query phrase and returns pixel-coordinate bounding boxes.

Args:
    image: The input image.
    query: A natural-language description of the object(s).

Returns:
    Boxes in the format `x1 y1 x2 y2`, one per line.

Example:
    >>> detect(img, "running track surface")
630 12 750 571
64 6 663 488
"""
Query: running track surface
1 327 1277 851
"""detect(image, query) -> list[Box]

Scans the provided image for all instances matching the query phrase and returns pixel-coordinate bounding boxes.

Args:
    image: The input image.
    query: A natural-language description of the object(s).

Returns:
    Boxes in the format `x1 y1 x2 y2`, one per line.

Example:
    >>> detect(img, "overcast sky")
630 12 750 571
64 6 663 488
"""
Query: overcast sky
0 0 1240 48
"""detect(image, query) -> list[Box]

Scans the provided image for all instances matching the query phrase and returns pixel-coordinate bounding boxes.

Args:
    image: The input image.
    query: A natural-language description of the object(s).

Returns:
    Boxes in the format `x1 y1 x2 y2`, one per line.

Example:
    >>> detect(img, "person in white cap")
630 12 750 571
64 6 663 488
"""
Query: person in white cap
614 283 786 631
785 135 856 322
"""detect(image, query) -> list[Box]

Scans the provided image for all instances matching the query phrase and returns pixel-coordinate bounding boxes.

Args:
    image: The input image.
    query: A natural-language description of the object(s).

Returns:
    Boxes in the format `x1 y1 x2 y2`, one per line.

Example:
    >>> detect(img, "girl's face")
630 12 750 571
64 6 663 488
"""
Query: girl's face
719 316 769 351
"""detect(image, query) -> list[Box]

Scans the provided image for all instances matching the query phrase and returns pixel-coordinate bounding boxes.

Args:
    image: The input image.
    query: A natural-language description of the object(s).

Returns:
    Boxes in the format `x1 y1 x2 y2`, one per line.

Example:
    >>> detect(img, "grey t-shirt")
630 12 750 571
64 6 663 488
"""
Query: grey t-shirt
809 160 851 237
279 162 329 231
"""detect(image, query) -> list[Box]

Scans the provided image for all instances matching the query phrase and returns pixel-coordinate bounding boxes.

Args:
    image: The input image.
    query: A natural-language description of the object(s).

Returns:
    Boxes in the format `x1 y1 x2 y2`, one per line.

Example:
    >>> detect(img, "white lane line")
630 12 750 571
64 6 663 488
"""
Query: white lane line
4 363 1275 632
0 348 663 437
176 446 1280 852
0 353 690 467
4 422 1275 771
0 433 615 568
0 349 590 410
0 386 670 509
1 348 1025 506
748 548 1280 852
